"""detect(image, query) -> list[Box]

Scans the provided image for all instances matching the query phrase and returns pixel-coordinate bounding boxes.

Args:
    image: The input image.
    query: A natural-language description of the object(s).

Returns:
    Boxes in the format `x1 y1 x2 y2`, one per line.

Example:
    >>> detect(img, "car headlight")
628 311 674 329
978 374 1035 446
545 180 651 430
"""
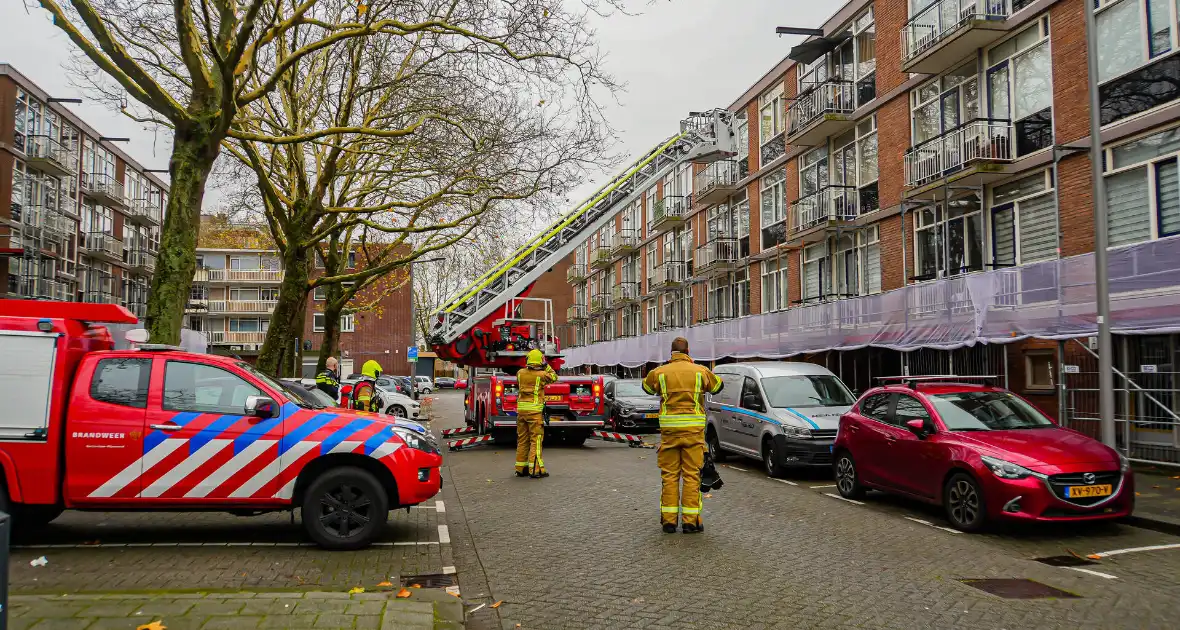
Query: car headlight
1118 452 1131 472
616 404 634 415
781 425 812 439
393 427 438 454
981 455 1039 480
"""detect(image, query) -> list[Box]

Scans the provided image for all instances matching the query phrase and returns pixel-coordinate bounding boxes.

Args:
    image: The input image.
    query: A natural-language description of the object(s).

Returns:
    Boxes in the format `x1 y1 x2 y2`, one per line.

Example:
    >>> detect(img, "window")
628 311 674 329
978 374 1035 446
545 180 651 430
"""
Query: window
313 287 326 301
761 375 855 408
1103 126 1180 246
90 358 150 408
739 376 765 412
760 170 787 248
761 257 789 313
989 170 1058 265
834 226 883 296
645 300 657 333
733 267 751 317
707 277 731 320
929 391 1054 430
341 313 355 333
799 146 829 203
892 394 932 427
986 17 1052 156
230 287 260 301
229 318 266 332
163 362 261 415
1098 0 1176 82
760 84 785 145
645 244 657 290
914 194 984 279
713 373 741 405
230 256 261 271
1025 351 1055 390
801 242 828 301
622 305 640 336
735 112 750 177
645 186 657 229
859 393 891 421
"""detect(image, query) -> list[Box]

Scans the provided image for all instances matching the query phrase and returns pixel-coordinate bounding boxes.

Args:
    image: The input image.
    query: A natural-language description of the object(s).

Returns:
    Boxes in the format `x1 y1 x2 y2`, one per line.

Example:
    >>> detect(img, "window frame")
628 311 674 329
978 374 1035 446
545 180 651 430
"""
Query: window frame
760 170 787 228
759 84 786 146
1096 0 1180 84
161 360 263 415
89 357 151 409
761 256 789 313
1024 350 1056 390
1102 124 1180 245
987 169 1057 266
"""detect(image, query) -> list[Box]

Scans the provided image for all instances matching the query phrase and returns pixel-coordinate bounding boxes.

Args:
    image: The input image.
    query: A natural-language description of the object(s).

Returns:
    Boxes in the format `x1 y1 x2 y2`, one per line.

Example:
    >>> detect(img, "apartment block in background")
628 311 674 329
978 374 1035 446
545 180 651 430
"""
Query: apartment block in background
0 64 166 316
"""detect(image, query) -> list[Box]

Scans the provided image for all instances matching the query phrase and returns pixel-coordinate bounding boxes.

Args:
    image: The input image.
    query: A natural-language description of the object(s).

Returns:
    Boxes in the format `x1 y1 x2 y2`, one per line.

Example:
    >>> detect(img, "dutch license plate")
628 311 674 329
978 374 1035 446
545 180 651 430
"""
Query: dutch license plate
645 413 659 419
545 395 563 402
1065 484 1113 498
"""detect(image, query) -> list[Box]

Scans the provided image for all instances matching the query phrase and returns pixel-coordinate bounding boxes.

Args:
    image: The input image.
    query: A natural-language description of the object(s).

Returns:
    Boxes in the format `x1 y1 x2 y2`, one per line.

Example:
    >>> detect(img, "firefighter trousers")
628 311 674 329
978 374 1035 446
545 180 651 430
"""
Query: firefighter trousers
515 411 546 474
658 428 706 527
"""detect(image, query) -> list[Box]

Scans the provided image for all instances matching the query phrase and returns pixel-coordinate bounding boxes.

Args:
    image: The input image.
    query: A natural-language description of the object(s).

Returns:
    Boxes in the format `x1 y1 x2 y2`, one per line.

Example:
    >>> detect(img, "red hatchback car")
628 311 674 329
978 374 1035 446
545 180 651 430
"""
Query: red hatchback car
833 379 1133 531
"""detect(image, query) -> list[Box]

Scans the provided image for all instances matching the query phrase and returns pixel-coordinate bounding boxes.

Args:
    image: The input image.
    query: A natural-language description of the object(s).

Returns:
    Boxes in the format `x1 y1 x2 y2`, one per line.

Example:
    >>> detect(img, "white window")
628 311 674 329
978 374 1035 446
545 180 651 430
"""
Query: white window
760 84 785 145
230 287 260 301
1097 0 1178 82
313 286 326 301
989 170 1058 265
760 257 789 313
799 146 830 201
674 163 693 198
735 112 749 163
834 226 882 297
913 194 985 279
230 255 261 271
707 277 731 321
1103 126 1180 246
802 242 828 301
622 306 640 337
341 313 355 333
645 186 657 229
910 62 979 147
986 17 1052 156
645 299 657 334
645 244 656 289
733 267 750 317
760 170 787 228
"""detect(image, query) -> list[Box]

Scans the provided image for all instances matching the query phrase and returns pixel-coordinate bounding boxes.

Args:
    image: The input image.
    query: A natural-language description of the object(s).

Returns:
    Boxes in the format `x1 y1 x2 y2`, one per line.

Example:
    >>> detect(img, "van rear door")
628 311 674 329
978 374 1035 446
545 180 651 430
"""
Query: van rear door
66 354 150 504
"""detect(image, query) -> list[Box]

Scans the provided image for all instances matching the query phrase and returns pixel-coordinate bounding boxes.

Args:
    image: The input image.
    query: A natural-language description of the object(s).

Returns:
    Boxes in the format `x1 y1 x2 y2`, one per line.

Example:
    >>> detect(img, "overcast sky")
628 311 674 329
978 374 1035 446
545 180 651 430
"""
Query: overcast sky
0 1 834 211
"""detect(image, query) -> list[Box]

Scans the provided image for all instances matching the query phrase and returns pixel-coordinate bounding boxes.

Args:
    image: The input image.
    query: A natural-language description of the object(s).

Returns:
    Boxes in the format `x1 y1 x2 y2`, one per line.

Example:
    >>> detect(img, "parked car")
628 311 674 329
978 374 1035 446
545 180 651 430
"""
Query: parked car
414 375 434 394
706 362 856 477
833 378 1134 531
603 378 661 432
377 376 414 398
435 377 456 389
280 380 429 434
373 381 422 419
456 378 468 389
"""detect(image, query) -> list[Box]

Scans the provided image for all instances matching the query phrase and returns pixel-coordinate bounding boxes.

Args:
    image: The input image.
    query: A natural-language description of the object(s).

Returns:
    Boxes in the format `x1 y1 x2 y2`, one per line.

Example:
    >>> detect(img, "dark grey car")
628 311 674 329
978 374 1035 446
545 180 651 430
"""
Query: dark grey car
604 378 661 432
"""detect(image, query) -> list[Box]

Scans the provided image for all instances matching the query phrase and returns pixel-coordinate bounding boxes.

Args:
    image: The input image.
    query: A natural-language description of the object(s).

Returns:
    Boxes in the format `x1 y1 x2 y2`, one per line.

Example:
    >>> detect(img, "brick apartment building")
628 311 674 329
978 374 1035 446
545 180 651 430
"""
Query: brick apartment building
187 216 414 378
556 0 1180 463
0 64 166 314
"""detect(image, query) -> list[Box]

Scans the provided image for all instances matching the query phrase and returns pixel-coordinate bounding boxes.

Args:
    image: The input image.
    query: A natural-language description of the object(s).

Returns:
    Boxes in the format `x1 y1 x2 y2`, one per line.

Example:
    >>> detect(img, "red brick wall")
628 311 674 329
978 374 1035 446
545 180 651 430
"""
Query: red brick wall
876 97 909 212
1007 339 1060 420
749 260 762 315
874 0 908 94
879 214 909 291
1051 0 1090 146
1058 153 1094 257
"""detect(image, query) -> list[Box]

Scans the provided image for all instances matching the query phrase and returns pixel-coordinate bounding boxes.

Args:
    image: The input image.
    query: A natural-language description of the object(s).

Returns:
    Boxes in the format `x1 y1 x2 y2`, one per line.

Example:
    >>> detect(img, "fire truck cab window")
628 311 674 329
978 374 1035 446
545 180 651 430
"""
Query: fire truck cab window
90 358 150 409
164 362 261 415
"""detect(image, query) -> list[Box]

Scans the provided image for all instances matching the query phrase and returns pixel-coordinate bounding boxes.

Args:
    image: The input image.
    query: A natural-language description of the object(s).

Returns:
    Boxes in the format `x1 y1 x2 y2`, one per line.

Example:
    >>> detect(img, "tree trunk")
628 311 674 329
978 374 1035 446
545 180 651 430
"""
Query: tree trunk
256 247 311 376
145 125 219 345
318 301 342 374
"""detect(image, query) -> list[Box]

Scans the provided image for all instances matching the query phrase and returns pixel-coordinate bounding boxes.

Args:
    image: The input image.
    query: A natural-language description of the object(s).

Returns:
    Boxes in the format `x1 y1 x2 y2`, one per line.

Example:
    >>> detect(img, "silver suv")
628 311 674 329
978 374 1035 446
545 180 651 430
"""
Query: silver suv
706 362 856 478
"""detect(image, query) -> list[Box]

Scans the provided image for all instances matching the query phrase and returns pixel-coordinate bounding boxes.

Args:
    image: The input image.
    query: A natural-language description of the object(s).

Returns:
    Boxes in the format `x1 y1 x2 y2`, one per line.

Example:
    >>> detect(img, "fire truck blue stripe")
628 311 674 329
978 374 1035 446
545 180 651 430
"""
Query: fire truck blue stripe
190 415 242 454
364 426 395 455
278 413 337 455
145 412 201 453
321 419 371 454
234 415 283 454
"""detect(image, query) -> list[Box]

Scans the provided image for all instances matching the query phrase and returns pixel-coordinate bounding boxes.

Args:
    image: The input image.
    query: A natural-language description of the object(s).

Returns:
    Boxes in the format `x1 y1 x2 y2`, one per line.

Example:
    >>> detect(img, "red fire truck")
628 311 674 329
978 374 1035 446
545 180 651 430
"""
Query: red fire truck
0 301 441 550
464 371 607 446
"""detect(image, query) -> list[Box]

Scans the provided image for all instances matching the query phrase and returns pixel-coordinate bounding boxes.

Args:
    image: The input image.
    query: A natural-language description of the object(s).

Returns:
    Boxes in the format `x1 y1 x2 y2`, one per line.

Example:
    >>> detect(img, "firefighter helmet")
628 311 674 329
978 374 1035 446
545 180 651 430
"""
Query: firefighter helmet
526 349 545 368
361 359 383 379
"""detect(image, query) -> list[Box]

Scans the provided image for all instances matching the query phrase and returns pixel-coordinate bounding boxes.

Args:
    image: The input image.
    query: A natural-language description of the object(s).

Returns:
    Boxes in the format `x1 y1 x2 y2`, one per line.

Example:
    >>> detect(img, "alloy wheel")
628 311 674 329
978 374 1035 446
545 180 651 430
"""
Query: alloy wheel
836 457 856 495
318 483 373 539
948 479 980 526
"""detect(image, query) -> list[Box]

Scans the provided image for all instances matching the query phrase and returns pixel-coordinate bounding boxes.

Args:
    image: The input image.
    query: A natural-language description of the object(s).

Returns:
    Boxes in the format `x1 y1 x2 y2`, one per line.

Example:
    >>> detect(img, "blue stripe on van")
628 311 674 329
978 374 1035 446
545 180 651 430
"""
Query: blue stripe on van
783 408 821 430
717 405 781 426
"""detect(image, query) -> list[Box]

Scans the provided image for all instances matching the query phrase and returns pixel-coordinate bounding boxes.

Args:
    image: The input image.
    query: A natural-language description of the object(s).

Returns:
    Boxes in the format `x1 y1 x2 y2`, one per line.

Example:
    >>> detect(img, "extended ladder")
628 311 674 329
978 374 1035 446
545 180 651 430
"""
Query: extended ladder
429 110 737 350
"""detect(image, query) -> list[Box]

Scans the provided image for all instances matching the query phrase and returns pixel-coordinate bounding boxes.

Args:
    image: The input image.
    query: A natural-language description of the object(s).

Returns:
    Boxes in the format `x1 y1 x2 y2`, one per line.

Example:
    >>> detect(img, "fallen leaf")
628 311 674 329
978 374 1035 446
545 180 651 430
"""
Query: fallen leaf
703 493 713 499
491 601 503 609
1087 554 1102 560
376 581 393 588
1172 476 1180 479
349 587 365 595
450 592 461 598
1154 485 1162 489
136 622 167 630
411 584 422 588
1136 492 1142 496
396 588 412 598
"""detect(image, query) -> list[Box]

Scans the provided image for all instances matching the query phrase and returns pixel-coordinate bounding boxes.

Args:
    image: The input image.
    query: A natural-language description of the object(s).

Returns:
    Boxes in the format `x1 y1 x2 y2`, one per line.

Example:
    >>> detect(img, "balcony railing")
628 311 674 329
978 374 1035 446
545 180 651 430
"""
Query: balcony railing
904 119 1013 187
567 303 589 321
695 238 741 274
611 281 641 305
125 198 163 226
788 80 856 141
20 205 70 241
81 232 124 262
15 277 69 301
81 173 126 208
127 249 157 274
567 263 588 284
654 317 688 332
694 159 742 206
652 260 689 291
208 331 268 345
206 299 278 314
901 0 1011 73
204 268 285 283
25 135 75 177
650 195 690 233
610 228 640 255
590 246 613 270
84 291 120 305
793 185 860 233
589 292 613 314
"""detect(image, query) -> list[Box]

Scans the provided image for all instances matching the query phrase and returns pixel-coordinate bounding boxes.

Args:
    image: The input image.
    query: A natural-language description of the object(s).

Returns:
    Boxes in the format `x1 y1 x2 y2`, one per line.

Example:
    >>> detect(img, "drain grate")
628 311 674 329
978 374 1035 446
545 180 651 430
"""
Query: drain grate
1033 555 1100 568
958 578 1080 599
400 573 457 589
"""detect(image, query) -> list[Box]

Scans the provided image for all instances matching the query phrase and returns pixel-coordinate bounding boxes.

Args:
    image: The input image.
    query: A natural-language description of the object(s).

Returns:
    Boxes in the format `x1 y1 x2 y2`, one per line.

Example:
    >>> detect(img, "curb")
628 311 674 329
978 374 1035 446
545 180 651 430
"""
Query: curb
1126 512 1180 537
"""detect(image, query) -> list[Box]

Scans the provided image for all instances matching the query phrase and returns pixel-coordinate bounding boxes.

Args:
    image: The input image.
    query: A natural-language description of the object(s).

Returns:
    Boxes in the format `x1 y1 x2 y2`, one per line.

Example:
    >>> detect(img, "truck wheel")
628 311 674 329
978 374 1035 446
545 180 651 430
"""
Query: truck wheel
301 467 388 550
564 433 588 447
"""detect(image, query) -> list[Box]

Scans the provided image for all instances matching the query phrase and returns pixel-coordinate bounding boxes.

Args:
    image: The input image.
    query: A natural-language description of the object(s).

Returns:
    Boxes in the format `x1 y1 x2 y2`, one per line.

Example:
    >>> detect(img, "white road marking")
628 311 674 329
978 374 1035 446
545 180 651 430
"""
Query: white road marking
1089 542 1180 558
811 484 837 489
724 465 748 472
774 479 798 486
411 505 435 510
438 524 451 544
1068 567 1119 579
904 516 962 534
13 541 441 550
436 500 446 513
823 492 864 505
442 566 456 575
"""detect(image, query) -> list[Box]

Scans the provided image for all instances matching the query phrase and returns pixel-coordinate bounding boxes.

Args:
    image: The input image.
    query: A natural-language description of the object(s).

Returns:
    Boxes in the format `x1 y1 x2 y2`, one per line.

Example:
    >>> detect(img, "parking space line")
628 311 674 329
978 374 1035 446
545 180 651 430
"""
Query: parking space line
438 524 451 545
443 566 456 575
823 492 864 505
774 479 798 486
1089 542 1180 558
810 484 836 489
1068 567 1118 579
436 500 446 513
724 465 748 472
903 516 961 534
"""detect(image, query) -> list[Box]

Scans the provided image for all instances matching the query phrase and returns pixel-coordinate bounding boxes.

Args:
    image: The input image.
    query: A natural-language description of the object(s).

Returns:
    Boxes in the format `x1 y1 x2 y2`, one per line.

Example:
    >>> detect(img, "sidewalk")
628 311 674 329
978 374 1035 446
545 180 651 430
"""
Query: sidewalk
1131 467 1180 534
8 589 464 630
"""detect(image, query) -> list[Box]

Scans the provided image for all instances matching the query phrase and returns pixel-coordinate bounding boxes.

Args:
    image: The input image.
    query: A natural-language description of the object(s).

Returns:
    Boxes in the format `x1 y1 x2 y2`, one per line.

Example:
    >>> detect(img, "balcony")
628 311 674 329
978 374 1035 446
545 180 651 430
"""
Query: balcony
127 249 157 275
787 80 857 146
611 281 641 306
589 245 613 270
652 260 689 292
901 0 1011 75
208 331 268 345
20 205 70 242
904 119 1013 190
84 291 120 305
81 173 126 208
589 292 613 314
14 277 69 301
204 268 284 283
567 303 589 322
81 232 124 264
567 263 588 284
610 228 640 256
25 135 75 177
125 198 162 226
654 317 687 332
185 299 209 314
695 238 741 277
694 159 742 206
792 185 860 236
206 299 278 315
650 195 690 234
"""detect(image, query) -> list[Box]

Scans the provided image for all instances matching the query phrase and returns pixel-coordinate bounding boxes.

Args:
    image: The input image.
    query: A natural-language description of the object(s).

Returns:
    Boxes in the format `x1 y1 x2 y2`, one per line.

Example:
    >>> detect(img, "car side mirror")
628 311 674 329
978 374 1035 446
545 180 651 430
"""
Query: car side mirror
905 418 929 438
742 395 762 412
246 395 278 418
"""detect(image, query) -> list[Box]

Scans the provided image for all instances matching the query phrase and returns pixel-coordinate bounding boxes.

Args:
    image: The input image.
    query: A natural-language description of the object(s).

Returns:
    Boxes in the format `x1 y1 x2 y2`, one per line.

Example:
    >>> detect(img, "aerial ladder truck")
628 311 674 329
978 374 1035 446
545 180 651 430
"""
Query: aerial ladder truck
428 109 739 373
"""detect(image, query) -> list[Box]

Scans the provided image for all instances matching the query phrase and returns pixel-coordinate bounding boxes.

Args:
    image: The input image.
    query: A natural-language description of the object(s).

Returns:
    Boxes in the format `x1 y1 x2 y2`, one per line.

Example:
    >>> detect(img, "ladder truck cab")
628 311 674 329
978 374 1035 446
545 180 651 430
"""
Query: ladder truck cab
429 110 737 375
465 371 607 447
0 301 442 550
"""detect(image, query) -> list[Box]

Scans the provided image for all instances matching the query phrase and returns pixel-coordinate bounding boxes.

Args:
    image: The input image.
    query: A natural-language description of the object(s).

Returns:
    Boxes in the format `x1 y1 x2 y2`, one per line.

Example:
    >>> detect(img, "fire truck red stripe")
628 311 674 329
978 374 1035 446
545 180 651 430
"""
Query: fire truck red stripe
159 441 237 498
113 439 191 499
207 441 280 499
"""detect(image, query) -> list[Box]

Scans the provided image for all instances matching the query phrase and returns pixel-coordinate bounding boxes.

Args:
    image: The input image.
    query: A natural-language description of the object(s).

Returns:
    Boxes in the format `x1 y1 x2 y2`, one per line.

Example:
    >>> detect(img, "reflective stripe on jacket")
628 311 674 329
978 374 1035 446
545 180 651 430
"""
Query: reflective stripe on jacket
351 379 379 412
642 353 722 430
315 370 340 399
516 364 558 412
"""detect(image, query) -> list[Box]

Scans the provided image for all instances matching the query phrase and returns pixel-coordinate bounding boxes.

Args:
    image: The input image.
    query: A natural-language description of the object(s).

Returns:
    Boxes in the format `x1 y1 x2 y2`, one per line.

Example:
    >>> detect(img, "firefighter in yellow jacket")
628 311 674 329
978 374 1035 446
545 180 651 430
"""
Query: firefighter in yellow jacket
516 349 558 478
643 337 723 533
